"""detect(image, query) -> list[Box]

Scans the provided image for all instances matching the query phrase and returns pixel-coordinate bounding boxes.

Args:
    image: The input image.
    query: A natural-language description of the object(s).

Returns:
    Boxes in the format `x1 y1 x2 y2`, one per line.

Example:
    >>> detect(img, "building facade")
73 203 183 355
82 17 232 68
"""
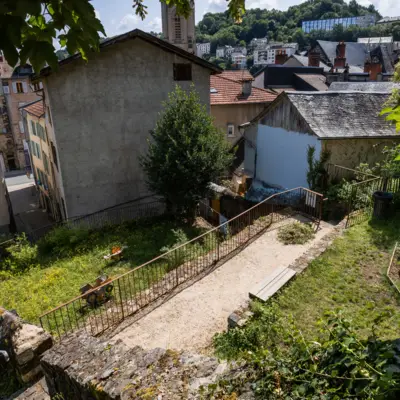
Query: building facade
231 53 247 69
254 43 298 66
1 64 40 171
38 29 219 219
161 0 196 54
302 15 376 33
21 100 62 221
196 42 211 58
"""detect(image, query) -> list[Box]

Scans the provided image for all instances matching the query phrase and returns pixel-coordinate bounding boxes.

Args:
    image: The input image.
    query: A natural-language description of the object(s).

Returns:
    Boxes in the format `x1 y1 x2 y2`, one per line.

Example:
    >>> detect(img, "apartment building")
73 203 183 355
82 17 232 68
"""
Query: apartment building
197 42 211 58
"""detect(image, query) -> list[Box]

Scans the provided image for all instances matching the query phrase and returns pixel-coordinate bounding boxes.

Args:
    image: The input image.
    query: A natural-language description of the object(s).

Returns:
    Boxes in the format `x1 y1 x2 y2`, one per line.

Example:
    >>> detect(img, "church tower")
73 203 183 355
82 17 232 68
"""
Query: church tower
161 0 196 54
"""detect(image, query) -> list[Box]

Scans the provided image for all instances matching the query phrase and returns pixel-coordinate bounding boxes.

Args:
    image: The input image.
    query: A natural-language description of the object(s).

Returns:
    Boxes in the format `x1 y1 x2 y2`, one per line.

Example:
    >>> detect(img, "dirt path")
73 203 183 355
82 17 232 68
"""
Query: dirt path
111 219 334 353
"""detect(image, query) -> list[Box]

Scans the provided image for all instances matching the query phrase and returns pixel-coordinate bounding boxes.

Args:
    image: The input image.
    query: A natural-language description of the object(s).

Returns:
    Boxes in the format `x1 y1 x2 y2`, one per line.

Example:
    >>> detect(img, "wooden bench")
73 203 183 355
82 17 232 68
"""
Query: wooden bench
249 266 296 302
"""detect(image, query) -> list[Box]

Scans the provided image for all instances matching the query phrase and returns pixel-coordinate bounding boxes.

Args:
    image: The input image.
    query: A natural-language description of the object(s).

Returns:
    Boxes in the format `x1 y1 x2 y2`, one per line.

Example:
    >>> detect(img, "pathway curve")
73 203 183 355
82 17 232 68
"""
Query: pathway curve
111 219 334 353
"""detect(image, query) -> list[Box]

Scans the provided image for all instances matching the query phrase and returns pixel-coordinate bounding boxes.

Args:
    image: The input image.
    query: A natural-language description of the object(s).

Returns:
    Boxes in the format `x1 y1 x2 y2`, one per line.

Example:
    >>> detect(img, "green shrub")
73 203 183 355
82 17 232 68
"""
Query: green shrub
277 222 315 245
37 226 93 258
1 234 38 275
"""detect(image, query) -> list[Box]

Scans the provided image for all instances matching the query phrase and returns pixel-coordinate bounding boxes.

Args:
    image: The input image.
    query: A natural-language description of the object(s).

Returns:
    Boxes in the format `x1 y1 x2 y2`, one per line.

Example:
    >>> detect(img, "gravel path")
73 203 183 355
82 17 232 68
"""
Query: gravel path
111 219 334 353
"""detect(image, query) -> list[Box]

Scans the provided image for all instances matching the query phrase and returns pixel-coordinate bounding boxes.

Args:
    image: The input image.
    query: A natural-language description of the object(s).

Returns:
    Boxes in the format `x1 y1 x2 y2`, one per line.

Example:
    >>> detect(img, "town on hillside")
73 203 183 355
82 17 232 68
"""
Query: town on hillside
1 1 400 399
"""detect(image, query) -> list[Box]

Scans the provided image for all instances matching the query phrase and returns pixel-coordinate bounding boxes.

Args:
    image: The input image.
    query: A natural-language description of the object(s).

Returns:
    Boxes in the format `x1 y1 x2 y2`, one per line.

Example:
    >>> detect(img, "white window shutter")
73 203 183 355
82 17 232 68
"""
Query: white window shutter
22 82 28 93
12 82 17 93
19 121 25 134
39 82 43 89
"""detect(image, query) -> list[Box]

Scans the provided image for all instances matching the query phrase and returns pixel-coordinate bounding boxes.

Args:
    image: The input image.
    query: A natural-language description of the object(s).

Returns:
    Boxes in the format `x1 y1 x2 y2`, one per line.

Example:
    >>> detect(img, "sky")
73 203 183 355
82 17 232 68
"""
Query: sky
91 0 400 38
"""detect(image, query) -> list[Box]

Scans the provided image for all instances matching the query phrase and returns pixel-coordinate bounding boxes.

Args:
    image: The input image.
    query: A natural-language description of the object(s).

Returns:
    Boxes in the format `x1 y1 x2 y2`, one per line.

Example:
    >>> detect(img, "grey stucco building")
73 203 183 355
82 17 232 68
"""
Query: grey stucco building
38 29 220 219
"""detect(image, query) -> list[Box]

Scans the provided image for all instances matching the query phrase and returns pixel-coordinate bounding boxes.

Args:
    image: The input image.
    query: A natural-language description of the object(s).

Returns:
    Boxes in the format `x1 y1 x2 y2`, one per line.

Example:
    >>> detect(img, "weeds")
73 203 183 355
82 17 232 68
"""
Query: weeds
277 222 315 245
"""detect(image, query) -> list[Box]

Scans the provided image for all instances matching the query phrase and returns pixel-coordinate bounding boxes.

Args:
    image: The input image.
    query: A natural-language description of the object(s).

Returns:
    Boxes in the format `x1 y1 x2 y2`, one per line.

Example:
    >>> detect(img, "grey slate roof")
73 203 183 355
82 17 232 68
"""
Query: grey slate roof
294 74 328 91
317 40 368 68
329 82 400 93
286 91 397 139
292 54 331 72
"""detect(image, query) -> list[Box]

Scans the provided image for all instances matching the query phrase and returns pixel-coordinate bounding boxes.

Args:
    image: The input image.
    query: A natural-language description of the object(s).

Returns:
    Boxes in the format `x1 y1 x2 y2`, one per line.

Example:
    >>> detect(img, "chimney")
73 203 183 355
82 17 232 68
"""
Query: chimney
308 48 320 67
334 41 346 69
364 60 382 81
241 77 253 96
275 49 288 65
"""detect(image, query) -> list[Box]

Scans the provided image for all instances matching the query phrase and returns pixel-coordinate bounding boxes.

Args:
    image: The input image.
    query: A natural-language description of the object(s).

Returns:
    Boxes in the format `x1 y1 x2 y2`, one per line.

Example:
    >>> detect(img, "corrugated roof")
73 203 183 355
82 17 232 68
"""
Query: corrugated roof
20 100 44 118
210 75 277 105
329 82 400 92
294 74 328 91
286 91 396 139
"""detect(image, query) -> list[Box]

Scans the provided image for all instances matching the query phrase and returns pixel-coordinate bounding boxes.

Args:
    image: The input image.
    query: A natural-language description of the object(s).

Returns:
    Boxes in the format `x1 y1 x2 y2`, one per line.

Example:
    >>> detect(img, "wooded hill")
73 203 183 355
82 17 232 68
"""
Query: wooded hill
196 0 400 52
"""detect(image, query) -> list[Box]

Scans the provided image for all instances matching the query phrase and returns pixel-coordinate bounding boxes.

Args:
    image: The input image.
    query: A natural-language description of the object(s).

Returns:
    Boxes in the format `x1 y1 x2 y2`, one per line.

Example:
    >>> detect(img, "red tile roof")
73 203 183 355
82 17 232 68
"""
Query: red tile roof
219 70 254 82
210 75 277 105
21 100 45 118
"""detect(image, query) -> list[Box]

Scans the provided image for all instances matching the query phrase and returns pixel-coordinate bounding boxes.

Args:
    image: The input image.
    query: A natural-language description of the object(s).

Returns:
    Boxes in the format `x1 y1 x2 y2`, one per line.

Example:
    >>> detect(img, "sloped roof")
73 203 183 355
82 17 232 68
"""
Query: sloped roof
20 100 44 118
38 29 222 77
329 82 400 92
219 70 254 82
317 40 368 68
291 54 330 72
210 75 276 105
294 74 328 91
286 91 396 139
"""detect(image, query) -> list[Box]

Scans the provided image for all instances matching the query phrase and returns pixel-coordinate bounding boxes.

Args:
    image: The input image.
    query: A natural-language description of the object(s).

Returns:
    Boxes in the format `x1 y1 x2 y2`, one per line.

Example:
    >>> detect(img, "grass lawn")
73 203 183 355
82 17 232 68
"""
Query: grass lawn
0 216 207 324
215 216 400 360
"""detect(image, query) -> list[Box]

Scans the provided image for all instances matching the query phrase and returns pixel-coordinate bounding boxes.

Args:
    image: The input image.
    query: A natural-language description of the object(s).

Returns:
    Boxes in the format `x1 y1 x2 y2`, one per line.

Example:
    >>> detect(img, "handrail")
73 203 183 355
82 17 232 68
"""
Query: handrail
326 163 379 179
39 187 322 318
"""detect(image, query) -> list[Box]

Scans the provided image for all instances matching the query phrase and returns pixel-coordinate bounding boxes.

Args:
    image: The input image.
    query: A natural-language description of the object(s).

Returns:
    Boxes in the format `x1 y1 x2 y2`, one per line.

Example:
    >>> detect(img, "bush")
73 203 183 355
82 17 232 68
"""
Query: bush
0 234 38 275
211 311 400 399
277 222 315 245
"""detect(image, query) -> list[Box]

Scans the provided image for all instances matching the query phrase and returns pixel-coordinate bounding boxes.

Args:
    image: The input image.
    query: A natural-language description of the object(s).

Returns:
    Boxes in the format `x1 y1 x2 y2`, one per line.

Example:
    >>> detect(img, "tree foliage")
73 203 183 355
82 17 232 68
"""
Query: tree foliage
140 85 233 218
0 0 105 73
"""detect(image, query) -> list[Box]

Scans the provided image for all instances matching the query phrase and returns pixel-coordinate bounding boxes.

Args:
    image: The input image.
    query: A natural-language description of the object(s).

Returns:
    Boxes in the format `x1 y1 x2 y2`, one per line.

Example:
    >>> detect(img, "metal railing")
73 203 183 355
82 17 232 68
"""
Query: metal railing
346 177 400 228
39 187 323 340
26 196 165 242
326 163 378 184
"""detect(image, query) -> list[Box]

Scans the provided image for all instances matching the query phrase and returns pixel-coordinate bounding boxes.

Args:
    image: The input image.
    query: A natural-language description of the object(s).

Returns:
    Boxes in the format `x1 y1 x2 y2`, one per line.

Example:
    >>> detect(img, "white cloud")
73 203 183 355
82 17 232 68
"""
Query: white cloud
116 13 140 33
95 9 101 20
206 0 227 14
148 17 162 32
356 0 400 17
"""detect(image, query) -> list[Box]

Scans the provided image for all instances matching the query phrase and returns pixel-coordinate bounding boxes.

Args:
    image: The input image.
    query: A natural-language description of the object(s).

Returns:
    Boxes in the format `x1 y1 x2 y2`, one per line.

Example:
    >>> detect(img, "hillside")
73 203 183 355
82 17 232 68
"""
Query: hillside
196 0 400 53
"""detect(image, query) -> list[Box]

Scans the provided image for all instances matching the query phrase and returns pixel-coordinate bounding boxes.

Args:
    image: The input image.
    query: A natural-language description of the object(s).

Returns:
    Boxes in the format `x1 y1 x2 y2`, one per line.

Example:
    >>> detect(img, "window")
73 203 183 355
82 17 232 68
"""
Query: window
30 120 37 136
227 124 235 137
2 83 9 94
33 82 43 91
16 82 23 93
19 121 25 134
173 63 192 81
174 16 182 40
43 152 49 173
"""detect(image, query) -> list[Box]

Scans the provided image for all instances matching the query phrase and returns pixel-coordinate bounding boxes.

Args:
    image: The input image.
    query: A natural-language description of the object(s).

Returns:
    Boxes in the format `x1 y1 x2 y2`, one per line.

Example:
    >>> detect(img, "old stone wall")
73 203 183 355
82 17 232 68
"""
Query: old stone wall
0 307 53 385
323 137 400 169
41 332 235 400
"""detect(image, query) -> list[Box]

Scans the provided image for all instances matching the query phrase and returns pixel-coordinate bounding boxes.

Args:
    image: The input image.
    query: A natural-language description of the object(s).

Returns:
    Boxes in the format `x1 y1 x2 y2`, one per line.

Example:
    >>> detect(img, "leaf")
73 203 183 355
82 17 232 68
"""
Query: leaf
27 41 59 73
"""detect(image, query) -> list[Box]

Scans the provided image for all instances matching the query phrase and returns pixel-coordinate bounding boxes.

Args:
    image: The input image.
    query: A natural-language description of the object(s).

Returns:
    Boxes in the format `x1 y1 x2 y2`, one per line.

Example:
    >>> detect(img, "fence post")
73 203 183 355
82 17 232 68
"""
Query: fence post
117 279 125 321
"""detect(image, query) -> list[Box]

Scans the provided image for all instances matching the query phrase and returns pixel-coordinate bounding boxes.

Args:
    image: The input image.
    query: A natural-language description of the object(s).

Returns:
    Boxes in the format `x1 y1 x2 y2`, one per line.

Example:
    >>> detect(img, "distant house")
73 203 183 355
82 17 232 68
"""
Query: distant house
20 100 61 221
284 54 331 72
210 70 276 145
197 42 211 58
243 91 400 190
35 29 220 219
1 62 40 171
253 65 328 92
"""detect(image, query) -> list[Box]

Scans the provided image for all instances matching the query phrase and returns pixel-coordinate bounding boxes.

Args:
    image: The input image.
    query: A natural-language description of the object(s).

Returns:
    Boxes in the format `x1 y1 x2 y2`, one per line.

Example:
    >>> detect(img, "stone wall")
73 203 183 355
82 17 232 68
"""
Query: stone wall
322 137 400 170
0 307 53 385
41 332 243 400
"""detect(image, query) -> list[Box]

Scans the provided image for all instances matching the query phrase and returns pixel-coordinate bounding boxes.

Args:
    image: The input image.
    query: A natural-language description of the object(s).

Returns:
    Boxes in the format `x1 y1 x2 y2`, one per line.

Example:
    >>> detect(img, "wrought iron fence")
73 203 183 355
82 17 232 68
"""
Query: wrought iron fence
39 187 323 340
26 196 165 242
